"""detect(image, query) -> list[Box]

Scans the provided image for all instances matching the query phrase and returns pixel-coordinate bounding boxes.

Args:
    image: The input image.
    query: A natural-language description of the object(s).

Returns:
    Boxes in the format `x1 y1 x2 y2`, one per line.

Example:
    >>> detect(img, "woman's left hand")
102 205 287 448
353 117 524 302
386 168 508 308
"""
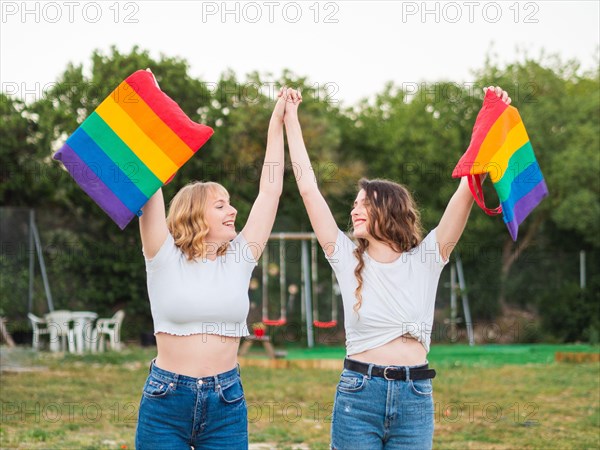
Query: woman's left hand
484 85 511 105
272 86 287 122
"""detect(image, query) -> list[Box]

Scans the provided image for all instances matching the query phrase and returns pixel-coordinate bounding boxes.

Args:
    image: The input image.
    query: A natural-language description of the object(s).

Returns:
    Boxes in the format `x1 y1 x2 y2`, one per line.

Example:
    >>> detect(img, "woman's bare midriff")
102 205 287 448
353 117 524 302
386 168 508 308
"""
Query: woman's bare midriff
154 333 241 378
348 334 427 366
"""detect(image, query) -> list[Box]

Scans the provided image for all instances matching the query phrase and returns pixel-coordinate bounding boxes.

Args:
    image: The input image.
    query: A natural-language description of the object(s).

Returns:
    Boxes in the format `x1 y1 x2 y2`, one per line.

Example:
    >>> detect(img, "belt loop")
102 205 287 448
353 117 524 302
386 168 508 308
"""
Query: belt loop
405 366 410 382
367 363 374 379
236 363 241 375
148 358 155 374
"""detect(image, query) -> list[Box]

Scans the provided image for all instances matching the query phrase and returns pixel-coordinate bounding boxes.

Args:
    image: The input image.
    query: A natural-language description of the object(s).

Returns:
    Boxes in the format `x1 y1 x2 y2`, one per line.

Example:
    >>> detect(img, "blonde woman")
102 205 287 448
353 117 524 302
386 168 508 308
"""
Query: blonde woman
284 87 511 449
135 88 289 449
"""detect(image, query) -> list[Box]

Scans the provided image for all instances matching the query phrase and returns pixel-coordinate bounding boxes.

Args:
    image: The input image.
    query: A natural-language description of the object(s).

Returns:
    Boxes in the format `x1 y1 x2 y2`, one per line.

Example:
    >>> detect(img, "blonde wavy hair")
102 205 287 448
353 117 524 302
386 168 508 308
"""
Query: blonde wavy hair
166 181 230 261
352 178 423 312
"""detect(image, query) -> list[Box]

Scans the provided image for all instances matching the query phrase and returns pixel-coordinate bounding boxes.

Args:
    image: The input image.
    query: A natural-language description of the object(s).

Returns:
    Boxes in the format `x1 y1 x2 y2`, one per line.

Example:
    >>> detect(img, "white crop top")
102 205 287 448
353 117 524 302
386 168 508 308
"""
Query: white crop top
325 229 448 355
144 232 257 337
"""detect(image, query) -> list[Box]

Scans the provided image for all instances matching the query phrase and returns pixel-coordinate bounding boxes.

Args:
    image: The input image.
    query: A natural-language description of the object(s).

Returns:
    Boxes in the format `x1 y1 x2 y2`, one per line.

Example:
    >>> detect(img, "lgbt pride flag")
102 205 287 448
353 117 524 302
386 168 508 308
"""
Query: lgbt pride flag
53 70 214 229
452 90 548 241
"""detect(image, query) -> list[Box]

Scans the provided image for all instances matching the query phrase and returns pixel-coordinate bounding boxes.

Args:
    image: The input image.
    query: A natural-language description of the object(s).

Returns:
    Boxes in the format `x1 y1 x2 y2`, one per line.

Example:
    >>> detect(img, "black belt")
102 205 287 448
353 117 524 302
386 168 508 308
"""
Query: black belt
344 358 436 381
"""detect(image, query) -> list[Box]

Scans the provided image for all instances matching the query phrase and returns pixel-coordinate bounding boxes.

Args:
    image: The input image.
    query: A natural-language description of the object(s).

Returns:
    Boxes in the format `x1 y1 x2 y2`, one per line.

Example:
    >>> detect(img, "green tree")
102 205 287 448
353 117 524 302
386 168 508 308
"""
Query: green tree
2 48 597 342
474 57 600 311
4 46 216 337
344 56 599 325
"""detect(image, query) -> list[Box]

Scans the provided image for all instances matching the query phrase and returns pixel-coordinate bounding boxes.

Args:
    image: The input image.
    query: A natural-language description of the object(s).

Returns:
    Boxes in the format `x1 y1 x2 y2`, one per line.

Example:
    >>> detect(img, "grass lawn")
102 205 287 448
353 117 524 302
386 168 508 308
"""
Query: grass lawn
0 344 598 449
281 343 599 366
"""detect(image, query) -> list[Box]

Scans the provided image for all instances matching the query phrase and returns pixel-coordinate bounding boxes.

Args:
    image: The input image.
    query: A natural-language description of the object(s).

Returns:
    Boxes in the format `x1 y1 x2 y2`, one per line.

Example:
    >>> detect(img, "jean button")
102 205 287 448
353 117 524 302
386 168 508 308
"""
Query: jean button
197 380 203 386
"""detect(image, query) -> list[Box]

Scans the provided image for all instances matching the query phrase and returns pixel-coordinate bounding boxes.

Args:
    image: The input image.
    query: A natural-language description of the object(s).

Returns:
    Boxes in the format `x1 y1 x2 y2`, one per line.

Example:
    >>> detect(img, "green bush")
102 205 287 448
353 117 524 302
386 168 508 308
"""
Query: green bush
538 277 600 343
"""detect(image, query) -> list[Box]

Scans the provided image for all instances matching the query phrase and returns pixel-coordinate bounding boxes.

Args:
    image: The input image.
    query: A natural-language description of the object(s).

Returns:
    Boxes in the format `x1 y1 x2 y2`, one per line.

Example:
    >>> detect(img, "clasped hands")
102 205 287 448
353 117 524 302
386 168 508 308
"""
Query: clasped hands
271 86 303 123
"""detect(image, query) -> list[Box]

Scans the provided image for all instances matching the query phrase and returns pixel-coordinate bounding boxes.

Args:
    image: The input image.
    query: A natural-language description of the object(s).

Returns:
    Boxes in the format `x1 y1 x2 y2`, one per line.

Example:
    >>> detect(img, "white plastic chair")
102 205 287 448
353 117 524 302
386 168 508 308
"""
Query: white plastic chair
93 310 125 352
27 313 49 350
44 310 75 352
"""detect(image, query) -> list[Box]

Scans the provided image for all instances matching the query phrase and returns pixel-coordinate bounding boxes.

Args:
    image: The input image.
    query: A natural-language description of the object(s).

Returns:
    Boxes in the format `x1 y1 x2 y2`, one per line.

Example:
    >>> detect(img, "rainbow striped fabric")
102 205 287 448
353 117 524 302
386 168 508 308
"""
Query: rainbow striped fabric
53 70 214 229
452 90 548 240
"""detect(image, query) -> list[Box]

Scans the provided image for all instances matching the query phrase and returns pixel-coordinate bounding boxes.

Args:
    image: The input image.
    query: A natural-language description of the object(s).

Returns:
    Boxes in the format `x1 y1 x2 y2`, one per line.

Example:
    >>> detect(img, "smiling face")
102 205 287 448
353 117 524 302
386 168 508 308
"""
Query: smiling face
351 189 371 239
350 178 424 253
166 181 238 260
204 190 237 244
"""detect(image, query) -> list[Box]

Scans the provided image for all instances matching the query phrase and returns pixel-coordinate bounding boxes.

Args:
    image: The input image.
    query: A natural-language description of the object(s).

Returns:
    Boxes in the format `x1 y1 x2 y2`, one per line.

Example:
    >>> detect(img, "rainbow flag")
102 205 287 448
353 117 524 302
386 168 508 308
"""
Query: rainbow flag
452 90 548 240
53 70 214 229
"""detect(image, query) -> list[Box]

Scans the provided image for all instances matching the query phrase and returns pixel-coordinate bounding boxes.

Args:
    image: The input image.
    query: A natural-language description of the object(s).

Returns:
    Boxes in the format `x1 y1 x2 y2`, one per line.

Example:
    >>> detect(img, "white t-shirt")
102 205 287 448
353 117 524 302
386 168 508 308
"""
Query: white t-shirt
325 229 448 355
144 232 257 337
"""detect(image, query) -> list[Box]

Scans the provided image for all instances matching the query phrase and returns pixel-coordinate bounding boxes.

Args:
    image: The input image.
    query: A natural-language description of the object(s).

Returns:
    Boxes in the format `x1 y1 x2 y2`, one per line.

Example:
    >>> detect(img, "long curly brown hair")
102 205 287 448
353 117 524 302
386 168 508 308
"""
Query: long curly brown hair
166 181 230 261
352 178 423 312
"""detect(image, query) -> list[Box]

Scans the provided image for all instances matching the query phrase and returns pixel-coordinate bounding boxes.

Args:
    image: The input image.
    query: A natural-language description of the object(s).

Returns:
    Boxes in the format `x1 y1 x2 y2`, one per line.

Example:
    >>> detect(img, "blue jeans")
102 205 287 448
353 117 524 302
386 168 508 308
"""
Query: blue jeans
135 360 248 449
331 361 435 450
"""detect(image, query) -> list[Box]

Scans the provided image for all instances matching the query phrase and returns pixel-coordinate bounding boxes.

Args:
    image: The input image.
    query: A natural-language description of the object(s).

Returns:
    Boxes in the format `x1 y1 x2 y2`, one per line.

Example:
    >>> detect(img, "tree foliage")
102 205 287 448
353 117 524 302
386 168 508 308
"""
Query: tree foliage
1 47 597 341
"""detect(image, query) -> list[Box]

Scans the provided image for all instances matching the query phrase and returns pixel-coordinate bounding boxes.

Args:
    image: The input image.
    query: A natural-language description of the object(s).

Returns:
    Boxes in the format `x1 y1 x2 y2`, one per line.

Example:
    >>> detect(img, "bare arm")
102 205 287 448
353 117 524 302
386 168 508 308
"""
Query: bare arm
284 90 339 257
436 86 512 261
139 69 169 259
436 178 475 261
240 88 286 261
139 188 168 259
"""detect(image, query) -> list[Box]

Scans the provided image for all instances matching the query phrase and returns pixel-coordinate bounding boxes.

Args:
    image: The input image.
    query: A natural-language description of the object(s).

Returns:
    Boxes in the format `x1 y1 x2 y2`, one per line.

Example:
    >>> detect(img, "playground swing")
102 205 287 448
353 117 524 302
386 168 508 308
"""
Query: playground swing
261 237 287 327
311 237 338 329
260 235 338 331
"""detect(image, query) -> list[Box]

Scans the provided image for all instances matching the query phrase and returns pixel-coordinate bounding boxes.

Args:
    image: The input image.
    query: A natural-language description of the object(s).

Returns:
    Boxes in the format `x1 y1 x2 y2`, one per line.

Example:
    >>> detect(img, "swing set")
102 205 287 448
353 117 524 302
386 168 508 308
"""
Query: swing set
261 236 288 327
260 233 339 346
311 237 338 329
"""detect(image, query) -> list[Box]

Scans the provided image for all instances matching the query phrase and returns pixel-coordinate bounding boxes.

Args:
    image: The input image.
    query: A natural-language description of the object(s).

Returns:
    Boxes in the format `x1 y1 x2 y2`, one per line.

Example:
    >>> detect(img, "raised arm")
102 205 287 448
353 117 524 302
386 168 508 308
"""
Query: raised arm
284 89 339 257
240 88 287 261
139 188 168 259
139 68 169 259
436 86 512 261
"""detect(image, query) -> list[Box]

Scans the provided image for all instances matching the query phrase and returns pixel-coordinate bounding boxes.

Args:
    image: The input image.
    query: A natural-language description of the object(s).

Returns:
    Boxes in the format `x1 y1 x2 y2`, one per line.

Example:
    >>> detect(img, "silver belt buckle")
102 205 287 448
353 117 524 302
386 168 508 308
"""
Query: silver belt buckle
383 366 395 380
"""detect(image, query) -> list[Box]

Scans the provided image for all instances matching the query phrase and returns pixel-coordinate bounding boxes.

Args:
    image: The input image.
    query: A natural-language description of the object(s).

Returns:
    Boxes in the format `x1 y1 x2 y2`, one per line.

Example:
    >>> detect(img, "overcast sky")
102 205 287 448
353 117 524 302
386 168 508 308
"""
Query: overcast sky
1 1 598 106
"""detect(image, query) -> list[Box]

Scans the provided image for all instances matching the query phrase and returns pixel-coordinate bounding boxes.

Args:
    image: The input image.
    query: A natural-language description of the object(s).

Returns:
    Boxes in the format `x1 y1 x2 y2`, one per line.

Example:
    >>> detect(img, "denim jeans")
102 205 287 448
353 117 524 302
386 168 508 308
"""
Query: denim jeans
135 360 248 449
331 361 435 450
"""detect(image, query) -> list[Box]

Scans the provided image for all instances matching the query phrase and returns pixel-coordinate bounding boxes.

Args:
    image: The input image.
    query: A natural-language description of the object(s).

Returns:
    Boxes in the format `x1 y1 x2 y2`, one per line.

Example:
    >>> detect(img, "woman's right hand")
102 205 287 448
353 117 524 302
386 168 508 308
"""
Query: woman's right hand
284 88 302 122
